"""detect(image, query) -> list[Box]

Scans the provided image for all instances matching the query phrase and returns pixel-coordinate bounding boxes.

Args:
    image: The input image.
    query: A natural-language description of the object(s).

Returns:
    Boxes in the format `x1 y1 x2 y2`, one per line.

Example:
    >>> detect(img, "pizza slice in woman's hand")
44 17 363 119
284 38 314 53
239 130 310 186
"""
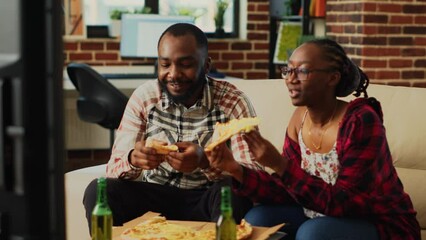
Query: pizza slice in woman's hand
204 117 260 152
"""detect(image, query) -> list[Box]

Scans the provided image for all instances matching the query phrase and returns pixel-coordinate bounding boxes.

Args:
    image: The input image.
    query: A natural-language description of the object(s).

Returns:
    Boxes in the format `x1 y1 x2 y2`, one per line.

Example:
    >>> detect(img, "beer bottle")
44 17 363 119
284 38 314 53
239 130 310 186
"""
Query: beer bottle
216 186 236 240
91 177 113 240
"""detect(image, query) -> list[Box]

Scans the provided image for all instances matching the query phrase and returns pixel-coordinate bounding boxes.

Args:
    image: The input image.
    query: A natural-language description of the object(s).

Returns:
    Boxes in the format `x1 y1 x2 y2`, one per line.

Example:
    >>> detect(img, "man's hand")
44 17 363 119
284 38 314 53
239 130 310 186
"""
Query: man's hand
129 140 166 170
166 142 207 173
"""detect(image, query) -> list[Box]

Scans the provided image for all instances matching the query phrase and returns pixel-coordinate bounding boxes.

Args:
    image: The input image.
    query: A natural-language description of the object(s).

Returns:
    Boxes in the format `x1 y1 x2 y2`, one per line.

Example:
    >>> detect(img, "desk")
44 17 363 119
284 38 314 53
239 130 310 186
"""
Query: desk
63 65 155 94
64 78 150 95
63 65 239 93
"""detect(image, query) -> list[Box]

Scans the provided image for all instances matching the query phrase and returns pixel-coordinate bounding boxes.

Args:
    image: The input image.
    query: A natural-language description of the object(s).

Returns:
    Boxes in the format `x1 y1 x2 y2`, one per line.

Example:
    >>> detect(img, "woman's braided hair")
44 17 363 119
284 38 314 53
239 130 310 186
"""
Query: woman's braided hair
306 38 369 98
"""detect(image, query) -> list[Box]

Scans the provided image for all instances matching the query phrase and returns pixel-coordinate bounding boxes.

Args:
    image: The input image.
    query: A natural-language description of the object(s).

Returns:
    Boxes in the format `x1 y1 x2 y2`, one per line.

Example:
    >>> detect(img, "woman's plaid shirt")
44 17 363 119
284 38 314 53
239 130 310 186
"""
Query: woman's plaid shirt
234 98 420 240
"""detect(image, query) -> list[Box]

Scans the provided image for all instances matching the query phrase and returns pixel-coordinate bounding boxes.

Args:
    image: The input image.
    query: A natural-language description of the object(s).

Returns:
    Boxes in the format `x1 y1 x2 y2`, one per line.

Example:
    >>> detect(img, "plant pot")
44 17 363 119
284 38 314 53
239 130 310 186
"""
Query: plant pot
109 20 121 38
214 28 225 38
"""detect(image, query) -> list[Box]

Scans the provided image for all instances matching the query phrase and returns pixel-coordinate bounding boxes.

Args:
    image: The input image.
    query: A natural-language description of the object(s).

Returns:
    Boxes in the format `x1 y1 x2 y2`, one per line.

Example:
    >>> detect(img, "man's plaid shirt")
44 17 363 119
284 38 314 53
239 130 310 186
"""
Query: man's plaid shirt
106 77 262 189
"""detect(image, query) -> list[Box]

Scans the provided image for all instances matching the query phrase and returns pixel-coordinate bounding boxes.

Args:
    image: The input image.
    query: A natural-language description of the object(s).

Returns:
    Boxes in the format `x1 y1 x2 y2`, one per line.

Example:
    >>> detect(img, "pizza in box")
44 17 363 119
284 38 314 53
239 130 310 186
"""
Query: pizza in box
120 216 253 240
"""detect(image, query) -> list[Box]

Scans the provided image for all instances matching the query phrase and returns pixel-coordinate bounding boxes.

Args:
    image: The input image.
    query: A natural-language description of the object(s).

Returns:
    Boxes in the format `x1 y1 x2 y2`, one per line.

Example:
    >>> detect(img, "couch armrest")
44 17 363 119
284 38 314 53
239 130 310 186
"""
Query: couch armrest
65 164 106 240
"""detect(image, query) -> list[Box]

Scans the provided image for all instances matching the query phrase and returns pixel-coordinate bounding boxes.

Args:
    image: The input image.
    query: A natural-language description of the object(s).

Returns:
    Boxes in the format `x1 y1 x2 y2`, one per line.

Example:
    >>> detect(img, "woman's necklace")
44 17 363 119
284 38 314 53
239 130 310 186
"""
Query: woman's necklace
308 101 338 150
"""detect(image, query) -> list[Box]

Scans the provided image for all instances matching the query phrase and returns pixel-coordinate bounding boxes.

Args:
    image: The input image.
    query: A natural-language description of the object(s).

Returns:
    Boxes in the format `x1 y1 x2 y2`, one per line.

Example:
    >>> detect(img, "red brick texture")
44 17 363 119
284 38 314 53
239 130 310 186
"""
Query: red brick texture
327 0 426 86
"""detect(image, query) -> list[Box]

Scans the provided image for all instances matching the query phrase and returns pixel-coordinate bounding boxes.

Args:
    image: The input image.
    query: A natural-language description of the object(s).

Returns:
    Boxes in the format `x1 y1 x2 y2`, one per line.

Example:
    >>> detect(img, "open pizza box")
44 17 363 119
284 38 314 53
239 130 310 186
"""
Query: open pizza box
112 211 285 240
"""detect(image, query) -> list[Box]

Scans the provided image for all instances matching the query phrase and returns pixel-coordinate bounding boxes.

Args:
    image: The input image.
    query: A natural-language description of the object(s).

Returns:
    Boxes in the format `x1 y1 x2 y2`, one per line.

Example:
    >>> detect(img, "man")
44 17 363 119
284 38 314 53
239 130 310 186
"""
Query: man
83 23 261 229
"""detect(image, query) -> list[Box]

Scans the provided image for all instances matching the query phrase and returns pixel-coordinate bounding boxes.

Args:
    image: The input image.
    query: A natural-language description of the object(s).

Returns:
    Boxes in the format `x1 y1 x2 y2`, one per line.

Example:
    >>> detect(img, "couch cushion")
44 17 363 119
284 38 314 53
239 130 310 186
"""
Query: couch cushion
366 84 426 234
231 79 294 150
365 84 426 170
396 167 426 231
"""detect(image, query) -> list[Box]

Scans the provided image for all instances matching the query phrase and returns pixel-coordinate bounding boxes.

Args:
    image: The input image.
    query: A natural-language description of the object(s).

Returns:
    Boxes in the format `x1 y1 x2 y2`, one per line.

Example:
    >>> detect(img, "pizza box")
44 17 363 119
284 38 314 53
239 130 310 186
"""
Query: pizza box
112 211 285 240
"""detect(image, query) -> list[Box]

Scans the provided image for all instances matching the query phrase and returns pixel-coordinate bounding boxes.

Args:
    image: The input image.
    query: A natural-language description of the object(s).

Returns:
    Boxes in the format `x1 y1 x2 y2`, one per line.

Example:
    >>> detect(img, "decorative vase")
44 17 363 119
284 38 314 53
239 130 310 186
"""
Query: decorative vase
214 28 226 38
109 19 121 38
214 0 229 38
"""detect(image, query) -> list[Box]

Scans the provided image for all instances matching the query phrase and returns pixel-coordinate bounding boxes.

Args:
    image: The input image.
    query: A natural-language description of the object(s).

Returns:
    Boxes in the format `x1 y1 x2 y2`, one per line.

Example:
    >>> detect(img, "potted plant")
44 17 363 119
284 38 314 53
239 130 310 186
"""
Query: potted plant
109 9 128 37
214 0 229 37
108 7 152 38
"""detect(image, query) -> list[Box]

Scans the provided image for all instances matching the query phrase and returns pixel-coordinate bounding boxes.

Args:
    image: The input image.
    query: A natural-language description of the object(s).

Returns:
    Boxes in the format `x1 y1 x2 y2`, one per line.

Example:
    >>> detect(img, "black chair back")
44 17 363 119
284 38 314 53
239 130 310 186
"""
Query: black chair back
66 63 128 141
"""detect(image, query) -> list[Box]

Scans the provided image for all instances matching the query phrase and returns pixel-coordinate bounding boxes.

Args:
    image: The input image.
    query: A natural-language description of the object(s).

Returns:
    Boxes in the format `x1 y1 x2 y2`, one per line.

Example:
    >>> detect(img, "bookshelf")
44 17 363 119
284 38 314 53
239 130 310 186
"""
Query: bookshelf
268 0 325 78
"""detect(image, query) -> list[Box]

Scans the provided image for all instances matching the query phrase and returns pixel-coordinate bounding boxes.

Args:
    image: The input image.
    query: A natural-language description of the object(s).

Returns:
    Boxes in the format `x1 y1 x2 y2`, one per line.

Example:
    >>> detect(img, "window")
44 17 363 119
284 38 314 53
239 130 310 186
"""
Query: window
66 0 240 38
159 0 239 37
83 0 148 25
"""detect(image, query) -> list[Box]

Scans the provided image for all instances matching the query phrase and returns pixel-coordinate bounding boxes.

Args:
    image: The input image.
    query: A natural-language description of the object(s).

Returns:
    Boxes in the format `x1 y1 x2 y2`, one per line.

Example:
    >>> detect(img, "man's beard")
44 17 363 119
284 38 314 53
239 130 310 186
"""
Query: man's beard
159 73 206 104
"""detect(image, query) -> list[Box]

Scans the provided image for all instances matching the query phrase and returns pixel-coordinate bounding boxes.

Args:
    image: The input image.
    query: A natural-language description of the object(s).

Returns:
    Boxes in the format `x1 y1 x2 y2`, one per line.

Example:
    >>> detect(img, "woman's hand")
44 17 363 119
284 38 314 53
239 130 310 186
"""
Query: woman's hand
205 142 243 181
243 131 287 175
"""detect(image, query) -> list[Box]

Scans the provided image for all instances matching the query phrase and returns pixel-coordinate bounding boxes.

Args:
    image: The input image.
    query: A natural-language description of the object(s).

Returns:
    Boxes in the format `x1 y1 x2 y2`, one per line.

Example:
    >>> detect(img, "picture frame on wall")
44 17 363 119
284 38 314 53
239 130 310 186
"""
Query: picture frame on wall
64 0 86 38
273 21 302 64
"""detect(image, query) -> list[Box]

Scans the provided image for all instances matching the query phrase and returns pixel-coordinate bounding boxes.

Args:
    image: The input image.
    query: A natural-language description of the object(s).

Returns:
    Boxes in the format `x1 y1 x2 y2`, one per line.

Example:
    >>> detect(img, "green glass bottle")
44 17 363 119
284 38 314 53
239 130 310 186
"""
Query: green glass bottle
216 186 237 240
91 177 113 240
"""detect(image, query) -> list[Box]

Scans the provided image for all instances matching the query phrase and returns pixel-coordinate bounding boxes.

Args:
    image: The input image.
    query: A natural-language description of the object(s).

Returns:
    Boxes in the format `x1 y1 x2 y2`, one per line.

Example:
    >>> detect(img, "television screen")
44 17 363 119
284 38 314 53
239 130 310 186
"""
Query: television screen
120 14 195 58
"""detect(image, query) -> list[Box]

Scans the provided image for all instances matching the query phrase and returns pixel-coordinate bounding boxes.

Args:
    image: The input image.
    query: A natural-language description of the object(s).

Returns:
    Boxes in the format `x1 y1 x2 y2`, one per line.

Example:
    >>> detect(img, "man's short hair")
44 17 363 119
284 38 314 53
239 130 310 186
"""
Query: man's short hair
157 23 208 54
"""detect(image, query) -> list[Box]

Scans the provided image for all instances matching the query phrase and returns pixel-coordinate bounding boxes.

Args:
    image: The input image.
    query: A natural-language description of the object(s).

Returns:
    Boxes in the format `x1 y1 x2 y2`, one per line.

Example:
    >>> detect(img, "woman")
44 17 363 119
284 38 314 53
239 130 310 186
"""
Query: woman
206 39 420 240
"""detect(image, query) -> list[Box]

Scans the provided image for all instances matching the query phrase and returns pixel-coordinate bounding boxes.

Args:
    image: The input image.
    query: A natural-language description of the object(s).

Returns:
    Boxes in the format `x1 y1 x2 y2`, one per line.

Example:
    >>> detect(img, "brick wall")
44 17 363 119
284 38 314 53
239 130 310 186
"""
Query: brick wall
326 0 426 87
64 1 426 84
63 0 271 80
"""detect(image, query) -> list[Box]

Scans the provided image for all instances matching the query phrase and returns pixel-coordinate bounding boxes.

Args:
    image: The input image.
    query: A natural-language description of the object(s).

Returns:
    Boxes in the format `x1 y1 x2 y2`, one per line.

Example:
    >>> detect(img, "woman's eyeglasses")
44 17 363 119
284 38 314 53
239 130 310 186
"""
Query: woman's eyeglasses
281 66 336 81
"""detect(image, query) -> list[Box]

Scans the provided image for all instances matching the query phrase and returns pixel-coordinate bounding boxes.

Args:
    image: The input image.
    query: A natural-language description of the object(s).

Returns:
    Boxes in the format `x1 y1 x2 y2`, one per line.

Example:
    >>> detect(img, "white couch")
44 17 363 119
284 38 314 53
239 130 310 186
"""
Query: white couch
65 80 426 239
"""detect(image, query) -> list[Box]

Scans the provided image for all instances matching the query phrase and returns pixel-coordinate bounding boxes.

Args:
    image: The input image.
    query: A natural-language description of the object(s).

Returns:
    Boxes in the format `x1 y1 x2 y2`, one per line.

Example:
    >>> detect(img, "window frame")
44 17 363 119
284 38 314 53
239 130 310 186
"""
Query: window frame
63 0 240 39
206 0 239 38
156 0 240 38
